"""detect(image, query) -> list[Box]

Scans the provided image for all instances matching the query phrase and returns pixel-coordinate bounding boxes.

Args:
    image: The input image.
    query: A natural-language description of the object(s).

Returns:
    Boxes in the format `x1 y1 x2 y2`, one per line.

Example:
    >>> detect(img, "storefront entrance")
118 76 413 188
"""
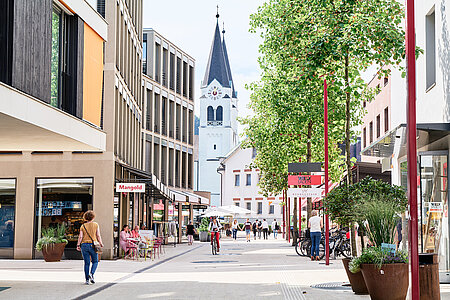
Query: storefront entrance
0 179 15 258
34 178 93 259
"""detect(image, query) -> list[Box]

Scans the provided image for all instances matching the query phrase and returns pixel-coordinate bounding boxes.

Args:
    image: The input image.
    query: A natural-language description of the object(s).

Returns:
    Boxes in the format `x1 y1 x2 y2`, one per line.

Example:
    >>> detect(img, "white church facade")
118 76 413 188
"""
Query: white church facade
198 13 238 207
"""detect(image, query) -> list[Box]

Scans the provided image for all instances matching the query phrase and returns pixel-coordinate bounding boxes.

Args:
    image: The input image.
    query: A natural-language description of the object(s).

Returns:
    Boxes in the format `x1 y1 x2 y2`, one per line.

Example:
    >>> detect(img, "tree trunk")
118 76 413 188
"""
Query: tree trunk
345 52 357 256
306 121 313 222
345 52 352 186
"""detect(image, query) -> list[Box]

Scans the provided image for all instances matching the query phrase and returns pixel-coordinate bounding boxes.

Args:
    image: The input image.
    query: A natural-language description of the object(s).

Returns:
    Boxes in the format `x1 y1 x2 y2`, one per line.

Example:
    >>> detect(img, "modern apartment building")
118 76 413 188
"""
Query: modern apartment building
0 0 108 259
141 29 207 242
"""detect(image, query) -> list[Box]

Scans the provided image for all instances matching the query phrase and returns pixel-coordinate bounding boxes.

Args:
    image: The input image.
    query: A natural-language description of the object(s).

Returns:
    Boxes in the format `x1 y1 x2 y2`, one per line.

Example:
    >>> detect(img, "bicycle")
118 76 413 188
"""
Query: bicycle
211 231 219 255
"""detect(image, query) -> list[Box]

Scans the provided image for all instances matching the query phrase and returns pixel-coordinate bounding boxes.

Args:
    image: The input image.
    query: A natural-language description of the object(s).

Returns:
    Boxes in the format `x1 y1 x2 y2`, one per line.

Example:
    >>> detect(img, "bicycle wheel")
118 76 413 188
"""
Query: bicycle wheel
211 238 217 255
295 241 302 256
319 241 325 260
340 239 352 259
303 240 311 257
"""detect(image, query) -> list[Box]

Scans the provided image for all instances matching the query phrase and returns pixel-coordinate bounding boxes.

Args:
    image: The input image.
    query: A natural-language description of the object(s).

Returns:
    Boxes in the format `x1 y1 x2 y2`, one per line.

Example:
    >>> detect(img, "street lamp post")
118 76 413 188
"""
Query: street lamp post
406 0 419 298
324 79 330 266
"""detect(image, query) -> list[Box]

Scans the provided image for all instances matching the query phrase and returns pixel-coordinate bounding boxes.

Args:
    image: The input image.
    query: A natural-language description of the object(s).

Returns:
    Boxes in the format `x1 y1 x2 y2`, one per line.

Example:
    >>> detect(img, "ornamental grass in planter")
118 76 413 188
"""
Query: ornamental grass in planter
35 225 68 262
349 200 409 300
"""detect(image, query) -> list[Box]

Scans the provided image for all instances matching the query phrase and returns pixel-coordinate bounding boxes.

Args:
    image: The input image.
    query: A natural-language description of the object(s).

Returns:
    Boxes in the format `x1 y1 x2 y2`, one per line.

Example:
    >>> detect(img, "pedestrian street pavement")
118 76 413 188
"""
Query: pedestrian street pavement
1 231 450 299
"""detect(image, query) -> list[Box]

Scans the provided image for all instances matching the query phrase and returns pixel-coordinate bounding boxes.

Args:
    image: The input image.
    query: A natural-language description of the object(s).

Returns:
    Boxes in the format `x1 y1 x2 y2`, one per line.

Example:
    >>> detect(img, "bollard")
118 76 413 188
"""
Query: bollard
419 253 440 300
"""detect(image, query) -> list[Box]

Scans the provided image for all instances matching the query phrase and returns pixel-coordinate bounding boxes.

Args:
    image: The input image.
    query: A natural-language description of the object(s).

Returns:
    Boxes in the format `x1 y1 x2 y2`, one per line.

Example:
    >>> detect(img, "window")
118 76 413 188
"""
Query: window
162 48 168 87
426 10 436 90
246 202 251 211
246 174 251 186
50 8 62 108
234 174 240 186
384 77 388 86
235 202 240 207
257 202 262 214
35 178 93 251
176 57 181 94
142 34 147 74
363 127 367 148
384 107 389 133
363 101 366 108
155 43 161 82
169 53 175 90
0 179 15 250
369 122 373 144
252 148 257 159
213 144 216 150
376 114 381 138
269 205 274 214
207 106 214 122
216 106 223 121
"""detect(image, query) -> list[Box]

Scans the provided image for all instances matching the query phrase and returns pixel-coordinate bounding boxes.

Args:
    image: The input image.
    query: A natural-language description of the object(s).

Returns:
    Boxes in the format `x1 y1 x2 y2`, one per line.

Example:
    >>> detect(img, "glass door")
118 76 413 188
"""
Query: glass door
419 153 449 276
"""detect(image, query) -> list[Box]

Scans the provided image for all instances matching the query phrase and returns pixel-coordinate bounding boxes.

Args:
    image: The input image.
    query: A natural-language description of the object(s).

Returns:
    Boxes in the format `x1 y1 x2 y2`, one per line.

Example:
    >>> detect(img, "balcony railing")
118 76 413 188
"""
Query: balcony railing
207 121 223 126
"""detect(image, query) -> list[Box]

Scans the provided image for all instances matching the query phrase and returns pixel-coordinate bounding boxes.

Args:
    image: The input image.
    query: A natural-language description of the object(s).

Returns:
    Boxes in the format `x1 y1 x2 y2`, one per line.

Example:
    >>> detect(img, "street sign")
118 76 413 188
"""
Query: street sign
116 183 146 193
428 202 443 213
288 162 322 173
288 188 323 198
288 175 321 185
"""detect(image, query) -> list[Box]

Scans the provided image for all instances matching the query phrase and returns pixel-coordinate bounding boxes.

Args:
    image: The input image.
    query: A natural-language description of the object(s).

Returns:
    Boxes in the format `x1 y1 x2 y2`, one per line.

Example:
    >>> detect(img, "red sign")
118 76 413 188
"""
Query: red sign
288 175 321 186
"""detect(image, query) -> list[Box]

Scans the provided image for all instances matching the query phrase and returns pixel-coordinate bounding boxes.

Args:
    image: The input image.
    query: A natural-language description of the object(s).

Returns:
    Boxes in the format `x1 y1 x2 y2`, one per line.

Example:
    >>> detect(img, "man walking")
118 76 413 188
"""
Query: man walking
257 219 262 239
271 219 279 239
252 220 258 240
262 219 269 240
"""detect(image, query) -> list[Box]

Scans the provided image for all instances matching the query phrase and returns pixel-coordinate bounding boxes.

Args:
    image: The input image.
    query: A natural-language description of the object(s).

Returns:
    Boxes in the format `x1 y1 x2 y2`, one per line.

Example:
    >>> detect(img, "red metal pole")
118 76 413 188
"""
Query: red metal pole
324 79 330 266
288 196 291 243
406 0 419 297
282 189 285 239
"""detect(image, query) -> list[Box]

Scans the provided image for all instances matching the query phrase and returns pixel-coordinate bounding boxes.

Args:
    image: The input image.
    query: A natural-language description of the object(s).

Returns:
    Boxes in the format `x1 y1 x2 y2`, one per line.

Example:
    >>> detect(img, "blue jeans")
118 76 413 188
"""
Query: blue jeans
81 243 98 281
232 229 238 240
310 232 321 257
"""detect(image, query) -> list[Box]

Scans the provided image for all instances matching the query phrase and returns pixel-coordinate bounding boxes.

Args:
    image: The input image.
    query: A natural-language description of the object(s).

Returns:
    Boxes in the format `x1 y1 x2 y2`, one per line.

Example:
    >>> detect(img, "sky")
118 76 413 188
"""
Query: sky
142 0 263 129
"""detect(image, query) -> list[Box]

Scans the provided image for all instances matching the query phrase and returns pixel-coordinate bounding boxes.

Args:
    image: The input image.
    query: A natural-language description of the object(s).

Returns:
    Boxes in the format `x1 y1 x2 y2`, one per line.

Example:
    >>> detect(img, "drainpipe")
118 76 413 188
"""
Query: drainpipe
217 162 225 206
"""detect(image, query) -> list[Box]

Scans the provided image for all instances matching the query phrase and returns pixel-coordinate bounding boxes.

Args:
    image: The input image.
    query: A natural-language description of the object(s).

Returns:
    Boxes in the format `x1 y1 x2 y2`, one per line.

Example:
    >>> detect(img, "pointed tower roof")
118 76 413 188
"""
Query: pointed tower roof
222 24 236 98
202 14 231 88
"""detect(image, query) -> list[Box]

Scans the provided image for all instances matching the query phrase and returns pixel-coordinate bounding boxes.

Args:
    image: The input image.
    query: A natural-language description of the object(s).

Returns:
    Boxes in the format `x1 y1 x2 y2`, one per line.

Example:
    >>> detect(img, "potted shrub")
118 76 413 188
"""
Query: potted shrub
324 177 407 295
198 218 210 242
36 224 68 262
349 200 409 300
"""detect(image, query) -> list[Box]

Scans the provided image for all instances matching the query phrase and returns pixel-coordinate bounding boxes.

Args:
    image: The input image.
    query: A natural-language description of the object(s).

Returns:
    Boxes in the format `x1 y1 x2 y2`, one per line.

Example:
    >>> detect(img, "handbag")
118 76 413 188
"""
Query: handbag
83 224 102 253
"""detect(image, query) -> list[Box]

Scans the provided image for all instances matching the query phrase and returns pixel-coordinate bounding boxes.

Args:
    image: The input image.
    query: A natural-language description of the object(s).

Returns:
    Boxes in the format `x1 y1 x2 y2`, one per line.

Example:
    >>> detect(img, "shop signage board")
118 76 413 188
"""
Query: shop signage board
116 183 145 193
288 188 323 198
288 162 322 173
288 175 321 186
428 202 443 213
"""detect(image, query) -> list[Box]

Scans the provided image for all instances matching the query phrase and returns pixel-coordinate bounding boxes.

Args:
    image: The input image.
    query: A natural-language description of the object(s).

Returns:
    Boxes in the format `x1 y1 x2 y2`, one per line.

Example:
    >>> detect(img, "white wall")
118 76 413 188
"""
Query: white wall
221 147 283 222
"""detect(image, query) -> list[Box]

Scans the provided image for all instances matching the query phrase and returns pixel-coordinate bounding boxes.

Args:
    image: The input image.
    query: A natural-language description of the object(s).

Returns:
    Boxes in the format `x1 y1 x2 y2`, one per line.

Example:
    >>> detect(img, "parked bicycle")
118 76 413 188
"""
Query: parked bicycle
295 229 350 259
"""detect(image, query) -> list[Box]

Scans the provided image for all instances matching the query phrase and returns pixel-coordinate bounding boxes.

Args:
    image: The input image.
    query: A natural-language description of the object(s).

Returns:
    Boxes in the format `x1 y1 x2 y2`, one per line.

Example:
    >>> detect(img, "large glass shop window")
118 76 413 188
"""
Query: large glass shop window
35 178 93 249
419 155 449 273
0 179 15 248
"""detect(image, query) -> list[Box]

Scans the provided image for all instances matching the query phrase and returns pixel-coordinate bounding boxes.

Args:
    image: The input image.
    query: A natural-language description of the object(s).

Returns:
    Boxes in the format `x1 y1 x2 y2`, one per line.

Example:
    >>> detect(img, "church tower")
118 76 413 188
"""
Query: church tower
198 11 238 207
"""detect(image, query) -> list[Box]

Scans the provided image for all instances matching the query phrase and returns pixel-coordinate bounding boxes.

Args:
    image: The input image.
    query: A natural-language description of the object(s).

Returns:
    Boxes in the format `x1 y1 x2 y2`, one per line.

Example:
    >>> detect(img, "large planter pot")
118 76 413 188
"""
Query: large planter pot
342 258 368 295
41 243 66 262
360 263 408 300
199 231 209 242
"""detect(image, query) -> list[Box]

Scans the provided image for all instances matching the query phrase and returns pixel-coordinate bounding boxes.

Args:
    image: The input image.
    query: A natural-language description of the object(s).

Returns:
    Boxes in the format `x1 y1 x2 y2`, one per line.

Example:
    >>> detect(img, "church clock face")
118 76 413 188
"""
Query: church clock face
207 86 222 100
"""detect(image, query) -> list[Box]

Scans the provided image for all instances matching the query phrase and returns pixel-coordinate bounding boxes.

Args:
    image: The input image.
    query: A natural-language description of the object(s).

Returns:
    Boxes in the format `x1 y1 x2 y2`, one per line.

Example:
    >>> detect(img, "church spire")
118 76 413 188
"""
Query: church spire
202 9 231 88
222 22 236 98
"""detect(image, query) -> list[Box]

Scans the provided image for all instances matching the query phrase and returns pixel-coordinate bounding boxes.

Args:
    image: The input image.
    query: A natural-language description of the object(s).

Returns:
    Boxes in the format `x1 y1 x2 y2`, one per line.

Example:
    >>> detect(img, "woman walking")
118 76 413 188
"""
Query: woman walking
231 219 240 240
77 210 103 285
186 220 195 245
308 210 323 261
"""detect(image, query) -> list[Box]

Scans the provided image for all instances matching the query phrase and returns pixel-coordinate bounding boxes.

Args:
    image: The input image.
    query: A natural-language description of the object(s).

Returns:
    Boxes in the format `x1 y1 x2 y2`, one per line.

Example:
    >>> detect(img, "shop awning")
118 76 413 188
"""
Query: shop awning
361 123 450 158
169 189 209 205
116 162 170 201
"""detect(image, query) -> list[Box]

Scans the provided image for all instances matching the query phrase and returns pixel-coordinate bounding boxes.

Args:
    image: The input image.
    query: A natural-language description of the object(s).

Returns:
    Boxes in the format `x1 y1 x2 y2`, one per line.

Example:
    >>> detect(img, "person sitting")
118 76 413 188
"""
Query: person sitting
119 225 137 258
131 225 141 239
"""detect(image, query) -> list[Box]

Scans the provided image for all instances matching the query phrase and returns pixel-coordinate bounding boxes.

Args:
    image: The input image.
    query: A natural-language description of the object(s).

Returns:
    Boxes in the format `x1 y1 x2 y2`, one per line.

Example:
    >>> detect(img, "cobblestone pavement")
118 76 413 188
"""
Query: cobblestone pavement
0 233 449 299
